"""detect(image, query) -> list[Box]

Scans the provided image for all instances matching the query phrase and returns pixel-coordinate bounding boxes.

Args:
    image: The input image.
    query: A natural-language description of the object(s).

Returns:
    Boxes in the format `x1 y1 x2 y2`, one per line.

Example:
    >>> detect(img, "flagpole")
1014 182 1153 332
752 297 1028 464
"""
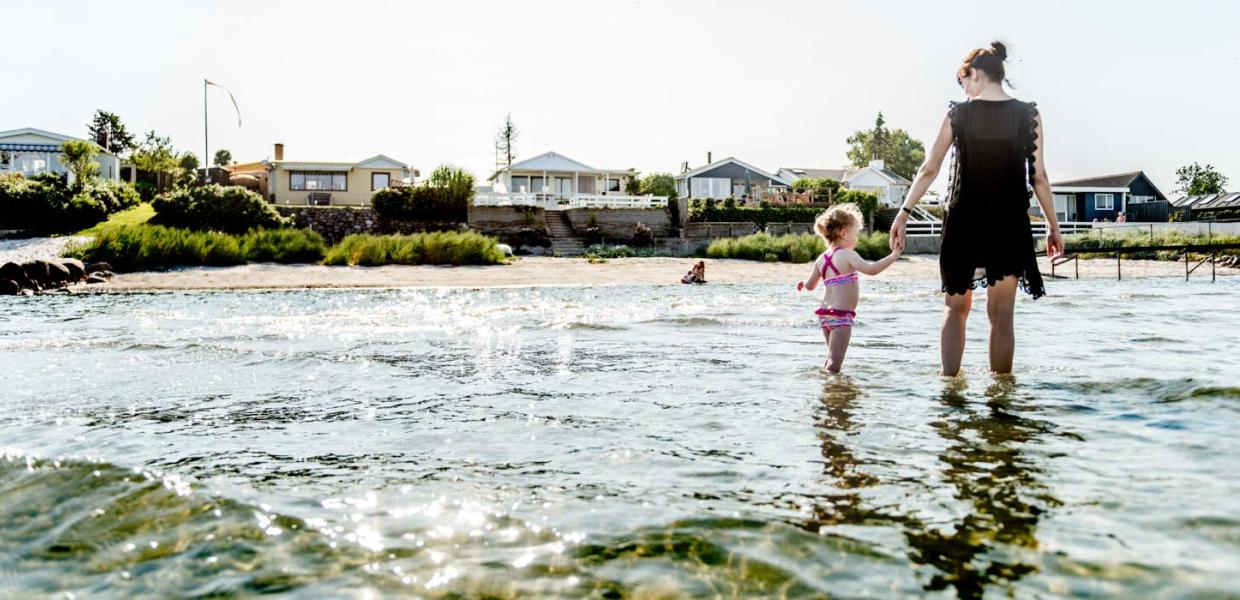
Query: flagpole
203 78 209 184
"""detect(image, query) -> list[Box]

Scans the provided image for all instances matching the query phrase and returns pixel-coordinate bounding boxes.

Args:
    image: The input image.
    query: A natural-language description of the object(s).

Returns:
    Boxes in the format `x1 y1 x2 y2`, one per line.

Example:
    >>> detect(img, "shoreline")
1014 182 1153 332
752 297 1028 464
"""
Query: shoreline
64 255 1239 293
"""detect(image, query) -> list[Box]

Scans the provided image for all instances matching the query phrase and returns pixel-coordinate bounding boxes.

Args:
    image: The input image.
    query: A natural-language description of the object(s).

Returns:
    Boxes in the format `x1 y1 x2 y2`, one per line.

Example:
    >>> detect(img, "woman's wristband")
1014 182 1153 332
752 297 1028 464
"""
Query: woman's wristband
900 206 913 216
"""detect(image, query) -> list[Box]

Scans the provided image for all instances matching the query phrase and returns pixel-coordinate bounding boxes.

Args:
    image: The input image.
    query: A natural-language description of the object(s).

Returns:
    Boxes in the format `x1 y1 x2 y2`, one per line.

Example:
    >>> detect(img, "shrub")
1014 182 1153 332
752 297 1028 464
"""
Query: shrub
321 231 506 266
372 184 467 222
0 172 141 233
65 224 326 271
152 184 288 233
704 231 891 262
632 222 654 247
582 244 675 259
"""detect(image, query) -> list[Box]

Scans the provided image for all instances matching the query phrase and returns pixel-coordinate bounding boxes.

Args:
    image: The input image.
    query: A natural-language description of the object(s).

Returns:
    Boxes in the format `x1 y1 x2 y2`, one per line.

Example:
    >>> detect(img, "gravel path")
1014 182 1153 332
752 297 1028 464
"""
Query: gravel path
0 237 90 264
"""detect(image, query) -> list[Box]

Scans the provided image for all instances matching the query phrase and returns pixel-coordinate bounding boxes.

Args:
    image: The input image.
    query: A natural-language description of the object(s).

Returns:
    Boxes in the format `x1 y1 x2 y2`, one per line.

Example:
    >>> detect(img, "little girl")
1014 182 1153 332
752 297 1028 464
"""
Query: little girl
797 203 902 372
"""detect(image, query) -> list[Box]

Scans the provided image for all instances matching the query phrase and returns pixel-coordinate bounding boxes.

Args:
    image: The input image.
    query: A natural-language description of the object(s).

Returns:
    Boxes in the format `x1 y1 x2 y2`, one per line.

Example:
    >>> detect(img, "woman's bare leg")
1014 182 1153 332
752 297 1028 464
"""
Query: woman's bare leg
941 290 972 376
824 327 852 373
986 276 1018 373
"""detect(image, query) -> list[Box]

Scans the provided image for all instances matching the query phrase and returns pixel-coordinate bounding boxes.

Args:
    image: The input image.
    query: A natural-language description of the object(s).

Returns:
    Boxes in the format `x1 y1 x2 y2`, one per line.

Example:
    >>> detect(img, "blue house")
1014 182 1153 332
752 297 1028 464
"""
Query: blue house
1041 171 1167 222
675 156 794 201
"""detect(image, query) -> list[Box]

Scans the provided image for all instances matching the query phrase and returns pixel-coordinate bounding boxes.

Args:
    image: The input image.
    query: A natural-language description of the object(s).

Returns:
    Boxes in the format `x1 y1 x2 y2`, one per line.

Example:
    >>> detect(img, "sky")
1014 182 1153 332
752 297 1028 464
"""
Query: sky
4 0 1238 194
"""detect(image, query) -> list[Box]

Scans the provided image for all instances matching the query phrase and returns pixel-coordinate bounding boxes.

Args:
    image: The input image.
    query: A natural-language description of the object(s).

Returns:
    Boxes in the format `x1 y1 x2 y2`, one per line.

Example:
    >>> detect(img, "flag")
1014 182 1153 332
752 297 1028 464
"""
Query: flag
205 79 242 127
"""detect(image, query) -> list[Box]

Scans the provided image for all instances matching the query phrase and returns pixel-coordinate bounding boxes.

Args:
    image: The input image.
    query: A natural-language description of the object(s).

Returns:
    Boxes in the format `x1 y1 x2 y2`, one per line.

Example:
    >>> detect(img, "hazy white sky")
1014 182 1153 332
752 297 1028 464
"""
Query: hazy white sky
4 0 1238 193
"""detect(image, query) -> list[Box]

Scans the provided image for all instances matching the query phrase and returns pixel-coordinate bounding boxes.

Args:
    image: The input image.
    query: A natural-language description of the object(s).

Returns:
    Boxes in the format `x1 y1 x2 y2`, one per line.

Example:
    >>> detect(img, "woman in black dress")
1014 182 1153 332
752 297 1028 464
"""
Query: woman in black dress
890 42 1064 376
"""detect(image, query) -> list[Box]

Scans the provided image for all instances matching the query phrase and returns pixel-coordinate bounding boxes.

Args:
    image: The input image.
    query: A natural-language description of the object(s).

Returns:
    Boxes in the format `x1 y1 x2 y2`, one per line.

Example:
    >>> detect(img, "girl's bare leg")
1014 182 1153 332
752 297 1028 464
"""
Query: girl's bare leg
941 290 972 376
824 327 852 373
985 276 1018 373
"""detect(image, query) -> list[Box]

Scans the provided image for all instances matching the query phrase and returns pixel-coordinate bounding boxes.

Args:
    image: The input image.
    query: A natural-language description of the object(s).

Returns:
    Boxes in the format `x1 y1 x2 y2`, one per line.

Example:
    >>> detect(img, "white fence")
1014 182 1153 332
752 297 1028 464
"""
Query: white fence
904 220 1095 237
1091 221 1240 236
472 193 668 210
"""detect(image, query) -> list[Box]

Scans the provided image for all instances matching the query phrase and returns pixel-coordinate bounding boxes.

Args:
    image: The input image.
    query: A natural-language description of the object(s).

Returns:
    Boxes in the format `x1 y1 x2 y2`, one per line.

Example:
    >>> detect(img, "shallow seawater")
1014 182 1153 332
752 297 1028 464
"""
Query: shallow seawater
1 278 1238 598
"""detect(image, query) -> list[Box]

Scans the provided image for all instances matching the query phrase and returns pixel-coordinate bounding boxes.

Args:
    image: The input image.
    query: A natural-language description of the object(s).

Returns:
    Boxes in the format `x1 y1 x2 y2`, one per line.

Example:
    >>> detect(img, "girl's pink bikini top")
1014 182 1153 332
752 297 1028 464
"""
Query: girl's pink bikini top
820 249 859 286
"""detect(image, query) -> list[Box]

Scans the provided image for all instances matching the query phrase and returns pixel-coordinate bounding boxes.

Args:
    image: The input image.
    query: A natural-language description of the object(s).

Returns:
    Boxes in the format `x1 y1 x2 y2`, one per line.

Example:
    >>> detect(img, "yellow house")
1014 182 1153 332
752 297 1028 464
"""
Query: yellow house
266 143 413 206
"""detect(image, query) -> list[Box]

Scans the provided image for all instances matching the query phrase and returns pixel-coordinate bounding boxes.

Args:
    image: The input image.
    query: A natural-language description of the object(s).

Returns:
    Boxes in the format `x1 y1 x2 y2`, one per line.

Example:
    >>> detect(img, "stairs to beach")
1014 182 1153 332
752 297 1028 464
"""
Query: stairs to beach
545 212 585 256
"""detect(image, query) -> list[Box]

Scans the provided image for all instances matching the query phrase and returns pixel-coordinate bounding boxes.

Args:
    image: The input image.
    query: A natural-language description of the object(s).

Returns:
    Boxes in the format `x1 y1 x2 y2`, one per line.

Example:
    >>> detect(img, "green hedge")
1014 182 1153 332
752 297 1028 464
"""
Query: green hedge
0 172 140 232
322 232 505 266
372 185 468 222
704 231 891 262
582 244 675 259
687 190 879 225
66 224 326 271
151 184 288 233
1053 230 1240 260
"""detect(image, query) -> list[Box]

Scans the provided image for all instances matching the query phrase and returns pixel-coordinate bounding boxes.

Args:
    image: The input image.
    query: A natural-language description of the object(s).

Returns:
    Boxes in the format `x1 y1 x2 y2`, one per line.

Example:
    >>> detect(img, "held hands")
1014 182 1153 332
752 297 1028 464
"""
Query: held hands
889 213 908 253
796 281 805 292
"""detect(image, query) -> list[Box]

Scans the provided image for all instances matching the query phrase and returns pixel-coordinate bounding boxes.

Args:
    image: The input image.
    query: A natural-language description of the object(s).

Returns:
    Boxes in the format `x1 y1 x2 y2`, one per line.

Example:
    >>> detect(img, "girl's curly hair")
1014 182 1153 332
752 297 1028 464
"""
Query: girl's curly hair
814 203 862 243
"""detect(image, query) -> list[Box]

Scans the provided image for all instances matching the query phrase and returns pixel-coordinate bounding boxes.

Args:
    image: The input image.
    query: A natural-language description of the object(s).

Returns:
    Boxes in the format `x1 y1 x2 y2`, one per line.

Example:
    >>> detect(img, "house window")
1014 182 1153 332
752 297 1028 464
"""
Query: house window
510 176 529 192
529 176 546 193
605 178 622 192
290 171 347 191
371 172 390 191
1094 193 1114 211
1131 195 1155 204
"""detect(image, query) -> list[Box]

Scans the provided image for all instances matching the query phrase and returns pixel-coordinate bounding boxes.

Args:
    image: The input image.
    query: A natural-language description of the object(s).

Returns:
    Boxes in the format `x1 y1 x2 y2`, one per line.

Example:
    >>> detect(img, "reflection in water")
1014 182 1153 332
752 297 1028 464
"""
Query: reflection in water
803 377 890 533
905 376 1063 599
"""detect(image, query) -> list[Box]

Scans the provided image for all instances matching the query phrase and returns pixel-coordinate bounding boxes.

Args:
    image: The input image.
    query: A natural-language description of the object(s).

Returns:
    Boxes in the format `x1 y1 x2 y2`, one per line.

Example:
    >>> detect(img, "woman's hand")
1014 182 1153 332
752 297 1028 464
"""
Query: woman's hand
1046 228 1064 258
889 213 908 252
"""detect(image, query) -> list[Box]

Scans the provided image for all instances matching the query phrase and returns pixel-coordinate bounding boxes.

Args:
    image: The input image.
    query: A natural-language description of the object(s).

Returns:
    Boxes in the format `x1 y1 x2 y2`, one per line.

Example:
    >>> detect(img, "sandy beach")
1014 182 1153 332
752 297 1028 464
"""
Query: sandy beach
71 254 1238 292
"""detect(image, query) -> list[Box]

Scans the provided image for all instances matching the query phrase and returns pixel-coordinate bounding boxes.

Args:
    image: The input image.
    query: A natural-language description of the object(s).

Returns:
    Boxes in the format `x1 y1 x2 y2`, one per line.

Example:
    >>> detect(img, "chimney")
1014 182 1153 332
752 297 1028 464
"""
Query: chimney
274 143 284 161
869 158 885 170
706 151 712 164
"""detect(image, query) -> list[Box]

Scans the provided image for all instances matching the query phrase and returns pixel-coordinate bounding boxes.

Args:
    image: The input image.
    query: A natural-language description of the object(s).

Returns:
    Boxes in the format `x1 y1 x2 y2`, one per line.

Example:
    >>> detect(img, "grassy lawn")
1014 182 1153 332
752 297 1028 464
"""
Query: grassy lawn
72 203 155 236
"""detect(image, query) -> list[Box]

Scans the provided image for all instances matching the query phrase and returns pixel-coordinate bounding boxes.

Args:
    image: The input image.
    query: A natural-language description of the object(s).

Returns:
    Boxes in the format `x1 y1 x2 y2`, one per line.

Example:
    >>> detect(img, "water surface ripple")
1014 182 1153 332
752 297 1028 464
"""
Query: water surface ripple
2 280 1238 598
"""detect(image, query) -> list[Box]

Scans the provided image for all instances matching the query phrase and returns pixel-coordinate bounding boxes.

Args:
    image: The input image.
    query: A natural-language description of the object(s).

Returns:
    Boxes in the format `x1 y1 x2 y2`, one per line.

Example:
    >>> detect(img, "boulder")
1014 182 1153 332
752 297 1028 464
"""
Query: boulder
44 260 72 286
21 261 50 289
85 275 108 284
0 279 18 295
60 258 85 282
85 262 113 273
17 288 34 296
0 262 30 289
496 243 514 257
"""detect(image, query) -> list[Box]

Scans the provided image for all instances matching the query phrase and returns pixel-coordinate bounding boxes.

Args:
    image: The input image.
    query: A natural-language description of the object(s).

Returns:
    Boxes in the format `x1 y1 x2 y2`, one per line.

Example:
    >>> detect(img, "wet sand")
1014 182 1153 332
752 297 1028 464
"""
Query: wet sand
78 255 1238 292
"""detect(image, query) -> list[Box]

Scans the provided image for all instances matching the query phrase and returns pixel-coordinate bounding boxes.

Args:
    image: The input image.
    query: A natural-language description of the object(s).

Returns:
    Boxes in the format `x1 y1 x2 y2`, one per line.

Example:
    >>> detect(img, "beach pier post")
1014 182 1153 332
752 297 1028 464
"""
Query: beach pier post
1117 252 1122 280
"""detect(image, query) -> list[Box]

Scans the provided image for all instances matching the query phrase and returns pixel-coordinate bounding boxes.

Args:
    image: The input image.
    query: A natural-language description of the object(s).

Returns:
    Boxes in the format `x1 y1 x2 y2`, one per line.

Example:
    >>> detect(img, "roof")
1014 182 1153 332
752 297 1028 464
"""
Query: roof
677 157 794 186
488 151 632 181
1052 171 1145 189
844 164 911 186
778 167 852 182
269 155 409 172
357 154 408 169
0 127 110 154
1170 192 1240 209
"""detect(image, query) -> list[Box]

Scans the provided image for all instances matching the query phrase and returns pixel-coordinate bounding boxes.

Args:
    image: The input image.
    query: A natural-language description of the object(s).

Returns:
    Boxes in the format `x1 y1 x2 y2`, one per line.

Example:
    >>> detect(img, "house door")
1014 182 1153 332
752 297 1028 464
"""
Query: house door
555 177 573 199
578 176 595 195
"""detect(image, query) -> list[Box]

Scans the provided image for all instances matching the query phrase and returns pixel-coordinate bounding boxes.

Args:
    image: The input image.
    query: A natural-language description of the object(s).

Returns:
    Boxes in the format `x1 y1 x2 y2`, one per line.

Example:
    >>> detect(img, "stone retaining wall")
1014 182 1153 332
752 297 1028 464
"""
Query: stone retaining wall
465 205 550 250
275 207 458 244
563 208 675 239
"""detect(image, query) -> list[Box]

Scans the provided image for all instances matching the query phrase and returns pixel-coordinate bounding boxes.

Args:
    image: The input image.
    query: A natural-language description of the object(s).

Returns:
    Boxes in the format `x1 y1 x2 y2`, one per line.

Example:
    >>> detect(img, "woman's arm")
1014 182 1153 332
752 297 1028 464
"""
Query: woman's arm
890 115 953 250
799 257 823 291
847 247 901 276
1030 113 1064 257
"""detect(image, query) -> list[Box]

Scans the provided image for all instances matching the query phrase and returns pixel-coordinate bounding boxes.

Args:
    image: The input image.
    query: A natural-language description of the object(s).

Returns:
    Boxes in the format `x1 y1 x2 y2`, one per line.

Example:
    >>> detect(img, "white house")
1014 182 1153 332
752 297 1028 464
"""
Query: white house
843 159 911 207
478 151 666 209
0 127 120 182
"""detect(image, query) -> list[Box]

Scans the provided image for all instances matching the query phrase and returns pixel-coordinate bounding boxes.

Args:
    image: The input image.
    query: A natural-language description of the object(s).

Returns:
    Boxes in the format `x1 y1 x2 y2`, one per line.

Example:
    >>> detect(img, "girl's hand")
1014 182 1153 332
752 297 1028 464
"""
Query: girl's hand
796 281 805 292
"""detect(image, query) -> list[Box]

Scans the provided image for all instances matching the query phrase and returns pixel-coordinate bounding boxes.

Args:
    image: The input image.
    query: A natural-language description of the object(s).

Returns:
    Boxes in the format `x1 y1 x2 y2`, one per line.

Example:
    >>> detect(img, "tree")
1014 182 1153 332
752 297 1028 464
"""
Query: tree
213 149 233 166
428 164 476 206
59 140 99 185
495 113 518 168
87 110 136 156
846 112 926 180
1175 162 1230 196
176 152 201 188
639 173 677 198
129 130 180 191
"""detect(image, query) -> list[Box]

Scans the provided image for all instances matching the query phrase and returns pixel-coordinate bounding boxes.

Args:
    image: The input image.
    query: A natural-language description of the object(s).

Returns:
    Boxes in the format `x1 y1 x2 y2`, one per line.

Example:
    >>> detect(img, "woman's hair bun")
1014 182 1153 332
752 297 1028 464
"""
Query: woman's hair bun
990 41 1008 61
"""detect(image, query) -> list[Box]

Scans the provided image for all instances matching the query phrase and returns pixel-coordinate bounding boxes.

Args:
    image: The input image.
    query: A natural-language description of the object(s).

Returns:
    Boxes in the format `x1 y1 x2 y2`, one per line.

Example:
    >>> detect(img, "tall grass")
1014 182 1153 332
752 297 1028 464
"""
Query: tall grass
321 232 506 266
704 232 890 262
66 224 326 271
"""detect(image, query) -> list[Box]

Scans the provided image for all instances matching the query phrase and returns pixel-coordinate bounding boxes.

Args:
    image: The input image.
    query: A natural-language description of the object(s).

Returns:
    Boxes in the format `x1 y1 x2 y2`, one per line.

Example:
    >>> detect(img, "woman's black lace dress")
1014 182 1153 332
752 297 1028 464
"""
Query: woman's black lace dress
941 98 1045 299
